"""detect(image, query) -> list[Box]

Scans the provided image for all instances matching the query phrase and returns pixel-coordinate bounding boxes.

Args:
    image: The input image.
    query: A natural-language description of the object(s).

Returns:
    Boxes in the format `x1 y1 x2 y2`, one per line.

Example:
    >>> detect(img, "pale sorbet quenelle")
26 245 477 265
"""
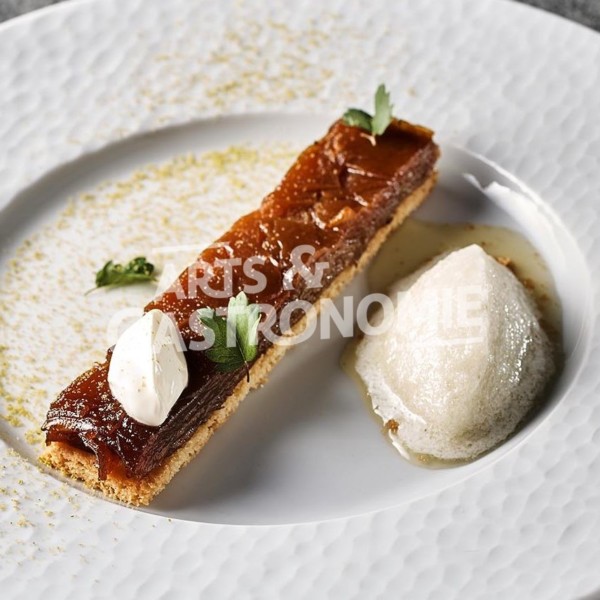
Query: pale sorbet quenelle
355 244 556 462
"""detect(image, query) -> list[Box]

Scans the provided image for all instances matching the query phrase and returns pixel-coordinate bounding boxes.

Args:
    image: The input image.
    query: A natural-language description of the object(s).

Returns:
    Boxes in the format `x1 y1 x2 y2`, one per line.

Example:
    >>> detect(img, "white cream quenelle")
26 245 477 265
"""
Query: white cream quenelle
356 244 555 461
108 309 188 427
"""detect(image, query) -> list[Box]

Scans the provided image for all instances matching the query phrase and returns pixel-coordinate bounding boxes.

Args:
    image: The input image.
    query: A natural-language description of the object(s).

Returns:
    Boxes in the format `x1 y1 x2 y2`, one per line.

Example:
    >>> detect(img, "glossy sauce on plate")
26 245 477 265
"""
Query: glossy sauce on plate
342 218 563 467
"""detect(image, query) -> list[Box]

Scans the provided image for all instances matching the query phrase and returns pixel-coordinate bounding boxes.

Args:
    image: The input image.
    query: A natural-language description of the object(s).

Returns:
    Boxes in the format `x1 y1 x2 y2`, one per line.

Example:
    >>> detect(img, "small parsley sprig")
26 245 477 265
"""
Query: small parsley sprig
343 84 394 142
89 256 157 293
198 292 260 381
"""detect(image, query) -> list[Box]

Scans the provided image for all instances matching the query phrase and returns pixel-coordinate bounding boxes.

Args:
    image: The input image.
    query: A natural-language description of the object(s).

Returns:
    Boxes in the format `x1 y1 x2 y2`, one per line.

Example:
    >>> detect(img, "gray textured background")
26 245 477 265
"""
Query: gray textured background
0 0 600 30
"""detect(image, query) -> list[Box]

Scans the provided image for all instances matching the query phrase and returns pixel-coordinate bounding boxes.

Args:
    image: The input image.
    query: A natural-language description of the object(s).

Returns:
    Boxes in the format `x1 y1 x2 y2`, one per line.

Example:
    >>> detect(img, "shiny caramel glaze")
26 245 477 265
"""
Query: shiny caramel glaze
43 119 439 480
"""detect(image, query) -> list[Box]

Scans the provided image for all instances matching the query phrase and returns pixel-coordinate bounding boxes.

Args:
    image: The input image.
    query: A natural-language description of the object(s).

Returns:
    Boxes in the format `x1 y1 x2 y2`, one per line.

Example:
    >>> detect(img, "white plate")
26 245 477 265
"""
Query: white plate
1 0 600 597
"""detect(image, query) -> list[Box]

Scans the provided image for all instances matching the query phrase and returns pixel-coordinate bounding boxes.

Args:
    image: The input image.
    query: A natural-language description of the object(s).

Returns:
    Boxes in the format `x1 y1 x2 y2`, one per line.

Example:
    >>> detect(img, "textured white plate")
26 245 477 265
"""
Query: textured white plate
1 0 600 598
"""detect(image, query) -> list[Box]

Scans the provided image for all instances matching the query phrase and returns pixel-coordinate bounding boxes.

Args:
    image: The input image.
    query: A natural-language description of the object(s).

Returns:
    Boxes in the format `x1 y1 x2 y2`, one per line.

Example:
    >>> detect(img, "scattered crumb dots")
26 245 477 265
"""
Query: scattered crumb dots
24 429 44 446
137 17 345 116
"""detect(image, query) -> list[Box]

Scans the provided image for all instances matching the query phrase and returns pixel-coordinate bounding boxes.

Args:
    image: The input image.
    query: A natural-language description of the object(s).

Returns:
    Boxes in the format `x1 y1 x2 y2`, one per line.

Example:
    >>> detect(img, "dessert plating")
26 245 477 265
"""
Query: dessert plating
42 118 440 505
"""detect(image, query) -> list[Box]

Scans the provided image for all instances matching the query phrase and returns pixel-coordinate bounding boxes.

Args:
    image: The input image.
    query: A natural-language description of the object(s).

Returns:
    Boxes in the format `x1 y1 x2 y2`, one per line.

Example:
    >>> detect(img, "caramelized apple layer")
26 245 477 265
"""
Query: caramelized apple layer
43 119 439 479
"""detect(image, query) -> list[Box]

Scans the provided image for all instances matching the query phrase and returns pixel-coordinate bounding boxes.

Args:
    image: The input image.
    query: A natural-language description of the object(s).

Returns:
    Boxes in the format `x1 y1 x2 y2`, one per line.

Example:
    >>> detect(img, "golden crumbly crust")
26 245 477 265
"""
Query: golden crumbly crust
40 172 438 506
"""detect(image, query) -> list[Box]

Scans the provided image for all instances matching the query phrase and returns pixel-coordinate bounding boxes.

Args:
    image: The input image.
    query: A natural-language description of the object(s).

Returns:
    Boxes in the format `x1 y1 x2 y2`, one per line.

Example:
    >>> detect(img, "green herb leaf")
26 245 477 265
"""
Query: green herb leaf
198 291 260 380
342 109 373 132
92 256 156 291
342 84 394 138
371 84 393 136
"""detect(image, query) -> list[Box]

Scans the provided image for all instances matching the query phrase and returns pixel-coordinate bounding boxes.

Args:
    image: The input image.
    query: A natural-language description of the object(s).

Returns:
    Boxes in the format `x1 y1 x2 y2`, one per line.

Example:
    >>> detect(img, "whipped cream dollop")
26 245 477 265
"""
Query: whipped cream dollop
108 309 188 427
355 244 555 461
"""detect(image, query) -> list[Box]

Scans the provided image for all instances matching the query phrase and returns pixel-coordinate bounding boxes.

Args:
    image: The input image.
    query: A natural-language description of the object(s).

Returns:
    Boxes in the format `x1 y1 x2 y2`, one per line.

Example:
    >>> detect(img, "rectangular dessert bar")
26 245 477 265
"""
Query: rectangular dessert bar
42 118 439 505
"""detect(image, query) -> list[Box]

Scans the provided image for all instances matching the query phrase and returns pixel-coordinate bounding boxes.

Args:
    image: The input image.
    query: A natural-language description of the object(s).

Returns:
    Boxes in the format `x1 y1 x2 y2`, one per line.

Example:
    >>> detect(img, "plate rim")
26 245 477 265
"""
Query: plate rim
2 0 600 597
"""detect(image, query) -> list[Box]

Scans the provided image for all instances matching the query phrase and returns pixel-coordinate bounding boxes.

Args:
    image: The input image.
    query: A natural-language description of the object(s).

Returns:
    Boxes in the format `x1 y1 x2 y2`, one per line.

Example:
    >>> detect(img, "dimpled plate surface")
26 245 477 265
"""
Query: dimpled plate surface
1 0 600 598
